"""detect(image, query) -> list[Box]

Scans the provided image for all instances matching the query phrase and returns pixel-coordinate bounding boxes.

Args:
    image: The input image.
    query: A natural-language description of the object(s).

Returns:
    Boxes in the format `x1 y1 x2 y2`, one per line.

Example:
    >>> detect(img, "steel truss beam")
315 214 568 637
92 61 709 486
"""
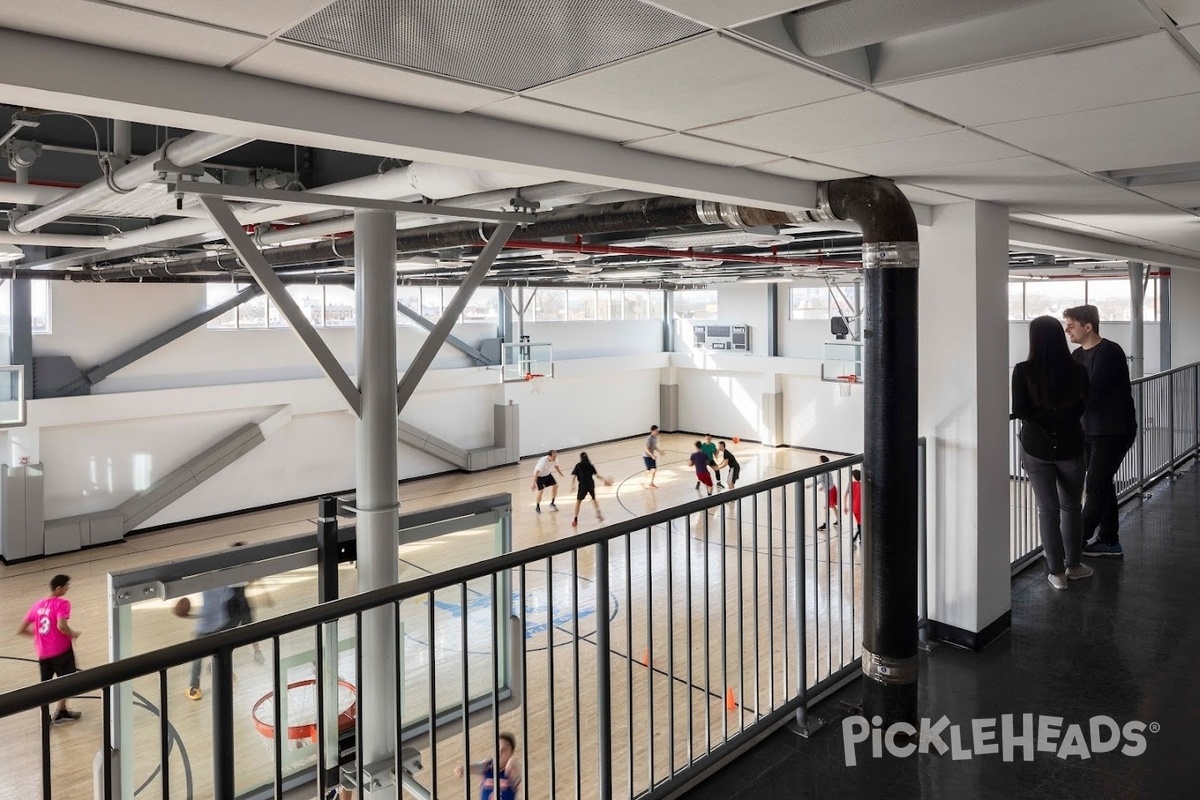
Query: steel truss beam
394 301 496 366
396 223 516 411
172 179 533 225
201 196 363 416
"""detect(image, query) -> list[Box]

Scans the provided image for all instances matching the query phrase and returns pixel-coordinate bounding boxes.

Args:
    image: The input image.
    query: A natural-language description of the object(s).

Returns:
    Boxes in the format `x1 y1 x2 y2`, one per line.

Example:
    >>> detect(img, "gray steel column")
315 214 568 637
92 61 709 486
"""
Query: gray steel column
10 273 34 400
663 289 674 352
499 288 514 344
766 284 779 357
1129 261 1145 379
1159 270 1171 371
355 210 400 798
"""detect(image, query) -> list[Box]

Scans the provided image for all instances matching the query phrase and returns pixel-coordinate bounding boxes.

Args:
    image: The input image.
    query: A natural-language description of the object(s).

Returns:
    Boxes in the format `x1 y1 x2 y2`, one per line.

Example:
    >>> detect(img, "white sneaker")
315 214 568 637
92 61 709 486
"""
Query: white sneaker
1047 573 1068 590
1065 564 1093 580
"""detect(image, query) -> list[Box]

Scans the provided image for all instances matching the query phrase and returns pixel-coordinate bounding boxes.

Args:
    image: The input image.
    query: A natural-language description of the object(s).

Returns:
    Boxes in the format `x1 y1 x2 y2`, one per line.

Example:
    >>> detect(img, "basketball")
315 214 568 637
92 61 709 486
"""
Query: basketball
604 478 614 487
173 597 191 617
732 436 741 444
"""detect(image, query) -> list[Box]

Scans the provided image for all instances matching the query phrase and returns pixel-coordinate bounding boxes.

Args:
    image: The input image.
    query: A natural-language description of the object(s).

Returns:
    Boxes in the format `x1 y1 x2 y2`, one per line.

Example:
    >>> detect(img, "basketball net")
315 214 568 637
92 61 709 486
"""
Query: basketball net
525 372 547 394
837 374 858 398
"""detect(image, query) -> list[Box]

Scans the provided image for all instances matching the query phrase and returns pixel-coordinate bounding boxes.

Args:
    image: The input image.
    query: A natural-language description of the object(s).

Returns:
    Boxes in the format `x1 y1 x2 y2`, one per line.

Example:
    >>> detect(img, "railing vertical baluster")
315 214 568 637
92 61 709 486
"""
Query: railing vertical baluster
426 592 438 799
518 565 529 800
918 441 928 647
315 626 328 797
794 478 809 728
490 574 502 800
684 515 694 767
271 636 283 798
394 603 404 800
665 516 676 778
825 472 834 680
719 502 728 745
546 557 557 799
702 506 711 752
102 685 113 800
571 551 581 800
1138 381 1147 492
751 491 760 722
211 648 235 800
645 525 655 788
459 583 471 800
765 488 774 711
623 535 633 795
159 669 170 800
355 612 365 798
781 483 789 699
1169 372 1177 466
594 541 613 799
40 702 51 800
735 497 745 735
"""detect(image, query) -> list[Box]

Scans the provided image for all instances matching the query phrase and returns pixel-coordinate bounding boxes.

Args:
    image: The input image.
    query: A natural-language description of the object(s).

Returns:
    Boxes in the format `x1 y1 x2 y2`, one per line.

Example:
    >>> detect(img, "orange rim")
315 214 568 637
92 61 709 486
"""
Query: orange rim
252 679 357 741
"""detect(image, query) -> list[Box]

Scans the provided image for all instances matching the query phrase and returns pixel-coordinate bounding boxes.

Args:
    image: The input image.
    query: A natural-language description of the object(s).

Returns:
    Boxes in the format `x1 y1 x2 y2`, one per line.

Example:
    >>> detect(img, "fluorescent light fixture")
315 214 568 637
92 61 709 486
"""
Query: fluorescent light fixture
738 275 795 284
649 231 793 249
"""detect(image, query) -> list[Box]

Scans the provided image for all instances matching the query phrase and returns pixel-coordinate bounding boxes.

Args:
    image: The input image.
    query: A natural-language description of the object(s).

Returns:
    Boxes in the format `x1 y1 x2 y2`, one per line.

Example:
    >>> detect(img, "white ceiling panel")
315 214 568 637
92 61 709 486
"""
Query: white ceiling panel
472 97 668 143
110 0 334 36
1183 22 1200 48
236 42 508 113
1 0 261 66
881 32 1200 127
1160 0 1200 25
811 130 1022 176
644 0 825 28
526 34 855 130
979 93 1200 172
696 92 957 157
623 134 780 167
750 158 863 181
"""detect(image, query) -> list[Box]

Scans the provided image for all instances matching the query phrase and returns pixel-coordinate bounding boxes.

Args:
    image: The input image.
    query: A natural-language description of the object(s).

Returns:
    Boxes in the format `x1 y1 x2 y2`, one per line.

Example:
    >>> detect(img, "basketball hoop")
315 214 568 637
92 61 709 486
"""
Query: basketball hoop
835 374 858 398
252 678 357 749
524 372 547 394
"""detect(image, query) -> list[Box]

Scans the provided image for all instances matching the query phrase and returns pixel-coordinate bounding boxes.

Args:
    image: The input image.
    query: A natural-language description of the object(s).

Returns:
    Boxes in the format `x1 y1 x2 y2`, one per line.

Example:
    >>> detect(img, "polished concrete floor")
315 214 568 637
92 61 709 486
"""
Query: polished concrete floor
686 462 1200 800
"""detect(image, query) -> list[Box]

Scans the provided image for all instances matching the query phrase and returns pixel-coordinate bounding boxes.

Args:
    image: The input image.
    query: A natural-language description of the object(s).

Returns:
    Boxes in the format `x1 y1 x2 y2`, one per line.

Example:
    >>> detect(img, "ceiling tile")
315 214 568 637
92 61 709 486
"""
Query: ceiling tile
979 93 1200 172
1136 180 1200 208
110 0 334 36
1 0 261 66
810 130 1022 176
881 32 1200 127
623 134 780 166
696 92 957 157
235 42 508 113
1184 22 1200 48
1160 0 1200 25
472 97 668 142
749 158 863 181
647 0 825 28
526 33 856 130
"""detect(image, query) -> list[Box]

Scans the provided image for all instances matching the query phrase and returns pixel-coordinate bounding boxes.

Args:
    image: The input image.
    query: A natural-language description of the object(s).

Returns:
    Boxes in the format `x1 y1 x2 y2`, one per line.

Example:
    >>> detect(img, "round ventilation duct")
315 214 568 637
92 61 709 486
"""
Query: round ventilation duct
786 0 1046 57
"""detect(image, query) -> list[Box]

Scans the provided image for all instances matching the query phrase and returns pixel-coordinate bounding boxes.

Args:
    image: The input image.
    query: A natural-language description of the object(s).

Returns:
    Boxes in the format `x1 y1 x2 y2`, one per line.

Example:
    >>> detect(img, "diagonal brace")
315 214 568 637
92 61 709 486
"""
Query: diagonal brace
201 196 363 416
397 222 517 411
46 284 265 397
395 301 496 367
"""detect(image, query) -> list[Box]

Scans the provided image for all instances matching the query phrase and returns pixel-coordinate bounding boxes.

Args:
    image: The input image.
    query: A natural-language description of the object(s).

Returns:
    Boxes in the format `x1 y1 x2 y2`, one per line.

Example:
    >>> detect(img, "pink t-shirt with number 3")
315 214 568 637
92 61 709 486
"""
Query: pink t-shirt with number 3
25 597 72 660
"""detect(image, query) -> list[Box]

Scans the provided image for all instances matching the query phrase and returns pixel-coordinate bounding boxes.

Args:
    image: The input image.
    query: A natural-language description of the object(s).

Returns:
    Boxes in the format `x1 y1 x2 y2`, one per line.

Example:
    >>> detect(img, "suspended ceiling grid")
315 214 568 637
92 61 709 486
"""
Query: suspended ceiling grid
4 1 1200 263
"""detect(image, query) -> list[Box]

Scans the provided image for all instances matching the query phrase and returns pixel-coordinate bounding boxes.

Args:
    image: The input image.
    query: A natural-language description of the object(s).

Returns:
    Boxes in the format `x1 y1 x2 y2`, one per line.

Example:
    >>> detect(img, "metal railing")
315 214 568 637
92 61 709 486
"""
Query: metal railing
1009 360 1200 569
0 446 929 800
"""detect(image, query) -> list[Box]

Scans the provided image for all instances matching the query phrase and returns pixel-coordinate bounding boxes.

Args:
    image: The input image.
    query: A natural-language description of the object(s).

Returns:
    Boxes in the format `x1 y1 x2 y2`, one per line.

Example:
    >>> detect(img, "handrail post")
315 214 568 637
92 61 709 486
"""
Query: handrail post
594 540 613 796
917 439 929 648
1137 382 1147 493
212 647 236 800
1169 372 1177 469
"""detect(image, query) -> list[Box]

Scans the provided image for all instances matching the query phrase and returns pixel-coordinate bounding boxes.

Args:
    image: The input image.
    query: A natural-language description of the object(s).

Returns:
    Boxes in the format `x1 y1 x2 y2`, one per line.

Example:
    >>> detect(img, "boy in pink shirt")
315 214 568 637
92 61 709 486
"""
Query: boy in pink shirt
17 574 83 723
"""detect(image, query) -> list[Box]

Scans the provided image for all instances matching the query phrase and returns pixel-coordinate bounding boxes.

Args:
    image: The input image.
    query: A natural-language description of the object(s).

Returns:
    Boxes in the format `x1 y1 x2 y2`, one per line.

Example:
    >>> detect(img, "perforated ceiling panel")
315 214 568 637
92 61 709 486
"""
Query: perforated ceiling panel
282 0 707 91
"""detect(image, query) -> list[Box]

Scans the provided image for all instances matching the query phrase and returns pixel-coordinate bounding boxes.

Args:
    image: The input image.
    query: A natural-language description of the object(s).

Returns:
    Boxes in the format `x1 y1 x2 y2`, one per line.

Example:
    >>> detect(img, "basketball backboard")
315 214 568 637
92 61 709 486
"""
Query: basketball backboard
501 341 554 383
820 341 863 383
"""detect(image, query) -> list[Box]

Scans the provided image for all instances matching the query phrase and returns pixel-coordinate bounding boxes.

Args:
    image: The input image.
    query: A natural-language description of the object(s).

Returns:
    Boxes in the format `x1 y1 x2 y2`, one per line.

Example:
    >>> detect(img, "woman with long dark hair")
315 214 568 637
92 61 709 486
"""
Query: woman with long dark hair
569 451 612 528
1012 315 1092 590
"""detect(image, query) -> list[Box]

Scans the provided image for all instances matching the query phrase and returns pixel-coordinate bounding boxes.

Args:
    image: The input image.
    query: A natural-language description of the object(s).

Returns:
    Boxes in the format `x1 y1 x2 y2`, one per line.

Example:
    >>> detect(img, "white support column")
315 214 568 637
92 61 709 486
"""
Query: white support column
919 201 1012 649
354 210 400 798
1129 261 1145 380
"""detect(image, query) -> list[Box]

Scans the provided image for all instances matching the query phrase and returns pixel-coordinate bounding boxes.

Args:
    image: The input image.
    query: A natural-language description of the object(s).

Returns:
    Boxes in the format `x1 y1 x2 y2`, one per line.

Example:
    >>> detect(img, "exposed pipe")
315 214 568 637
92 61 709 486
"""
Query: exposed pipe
9 131 251 233
501 237 858 269
0 231 111 248
818 177 920 726
112 120 132 163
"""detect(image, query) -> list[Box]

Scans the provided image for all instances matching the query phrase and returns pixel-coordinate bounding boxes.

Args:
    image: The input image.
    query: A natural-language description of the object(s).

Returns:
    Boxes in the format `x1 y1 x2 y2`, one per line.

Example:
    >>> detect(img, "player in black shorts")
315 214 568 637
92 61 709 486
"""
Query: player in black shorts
569 452 612 527
716 441 740 489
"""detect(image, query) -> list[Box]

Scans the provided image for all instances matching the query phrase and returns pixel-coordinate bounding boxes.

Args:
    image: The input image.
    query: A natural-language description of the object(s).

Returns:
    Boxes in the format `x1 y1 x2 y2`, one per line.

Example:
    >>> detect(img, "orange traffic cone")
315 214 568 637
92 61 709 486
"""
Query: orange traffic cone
641 648 651 667
725 688 737 712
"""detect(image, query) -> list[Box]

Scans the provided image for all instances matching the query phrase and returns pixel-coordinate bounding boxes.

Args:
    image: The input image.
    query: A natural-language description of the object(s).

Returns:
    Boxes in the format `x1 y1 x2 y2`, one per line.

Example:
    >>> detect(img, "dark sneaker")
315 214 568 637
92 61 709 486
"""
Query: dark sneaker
817 523 827 532
53 709 82 724
549 502 558 511
534 505 541 515
1082 541 1123 558
717 482 725 489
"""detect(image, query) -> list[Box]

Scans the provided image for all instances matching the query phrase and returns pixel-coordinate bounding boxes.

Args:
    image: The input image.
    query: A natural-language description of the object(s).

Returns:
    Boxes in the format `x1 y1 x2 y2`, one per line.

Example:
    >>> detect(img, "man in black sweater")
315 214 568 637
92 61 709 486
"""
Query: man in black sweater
1064 305 1137 558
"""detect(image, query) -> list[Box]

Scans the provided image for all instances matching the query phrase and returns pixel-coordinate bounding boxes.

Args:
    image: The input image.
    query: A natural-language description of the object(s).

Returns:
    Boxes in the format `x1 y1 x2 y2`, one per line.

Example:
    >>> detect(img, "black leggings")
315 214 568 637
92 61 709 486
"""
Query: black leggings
1083 431 1136 545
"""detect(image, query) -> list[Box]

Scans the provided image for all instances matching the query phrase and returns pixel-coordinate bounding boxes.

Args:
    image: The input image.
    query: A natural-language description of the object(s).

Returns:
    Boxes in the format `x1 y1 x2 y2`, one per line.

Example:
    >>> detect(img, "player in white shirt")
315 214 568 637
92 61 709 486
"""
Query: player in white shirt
531 450 565 514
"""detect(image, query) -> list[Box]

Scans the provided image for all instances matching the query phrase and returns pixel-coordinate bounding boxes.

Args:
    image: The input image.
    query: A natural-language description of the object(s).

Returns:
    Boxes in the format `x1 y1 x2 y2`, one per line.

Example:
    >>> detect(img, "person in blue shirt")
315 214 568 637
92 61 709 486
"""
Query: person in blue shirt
455 732 521 800
184 585 234 700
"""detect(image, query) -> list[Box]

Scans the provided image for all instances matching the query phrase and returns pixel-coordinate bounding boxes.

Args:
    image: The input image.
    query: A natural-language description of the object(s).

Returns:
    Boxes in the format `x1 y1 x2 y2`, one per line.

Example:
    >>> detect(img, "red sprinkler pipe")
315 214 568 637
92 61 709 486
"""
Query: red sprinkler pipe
502 235 860 269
